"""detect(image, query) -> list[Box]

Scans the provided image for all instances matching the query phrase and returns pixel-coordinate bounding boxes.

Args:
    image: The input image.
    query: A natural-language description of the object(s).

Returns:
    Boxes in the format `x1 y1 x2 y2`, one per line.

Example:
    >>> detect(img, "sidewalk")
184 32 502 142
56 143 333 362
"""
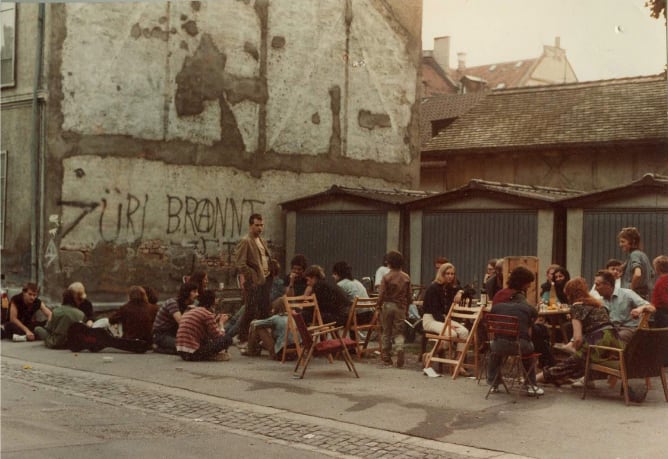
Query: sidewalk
2 341 666 458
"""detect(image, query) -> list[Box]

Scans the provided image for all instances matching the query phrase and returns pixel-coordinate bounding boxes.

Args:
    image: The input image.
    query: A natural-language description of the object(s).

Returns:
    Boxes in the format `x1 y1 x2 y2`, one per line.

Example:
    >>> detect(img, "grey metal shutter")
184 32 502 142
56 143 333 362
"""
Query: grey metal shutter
421 211 538 289
582 209 668 285
295 212 387 280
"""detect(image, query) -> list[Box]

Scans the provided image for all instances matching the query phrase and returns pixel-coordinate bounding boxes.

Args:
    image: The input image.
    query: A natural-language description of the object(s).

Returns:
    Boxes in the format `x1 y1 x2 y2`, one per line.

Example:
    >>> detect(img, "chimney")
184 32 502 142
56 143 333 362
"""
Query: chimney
457 52 466 71
554 36 561 48
433 36 450 71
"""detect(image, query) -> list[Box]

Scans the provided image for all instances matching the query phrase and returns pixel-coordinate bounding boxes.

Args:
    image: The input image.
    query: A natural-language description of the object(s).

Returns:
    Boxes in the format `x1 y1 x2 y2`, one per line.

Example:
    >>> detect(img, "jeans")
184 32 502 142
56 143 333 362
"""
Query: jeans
153 331 177 354
179 335 232 361
487 338 536 386
237 278 272 342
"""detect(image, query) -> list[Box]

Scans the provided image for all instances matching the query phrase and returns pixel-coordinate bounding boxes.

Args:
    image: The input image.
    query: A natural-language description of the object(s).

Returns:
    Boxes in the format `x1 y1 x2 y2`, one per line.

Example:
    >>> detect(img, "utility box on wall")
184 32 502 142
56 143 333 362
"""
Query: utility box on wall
502 256 539 306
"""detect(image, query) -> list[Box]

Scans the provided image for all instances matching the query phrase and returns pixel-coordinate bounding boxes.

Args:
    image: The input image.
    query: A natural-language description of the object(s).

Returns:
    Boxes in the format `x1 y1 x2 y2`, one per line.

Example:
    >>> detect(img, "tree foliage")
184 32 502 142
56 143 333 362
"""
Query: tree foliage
645 0 666 20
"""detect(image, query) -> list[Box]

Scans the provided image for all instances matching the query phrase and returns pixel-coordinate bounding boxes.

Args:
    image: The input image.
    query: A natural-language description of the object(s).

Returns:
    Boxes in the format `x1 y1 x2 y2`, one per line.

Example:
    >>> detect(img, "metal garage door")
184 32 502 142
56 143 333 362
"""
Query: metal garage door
295 212 387 280
582 209 668 284
421 211 538 289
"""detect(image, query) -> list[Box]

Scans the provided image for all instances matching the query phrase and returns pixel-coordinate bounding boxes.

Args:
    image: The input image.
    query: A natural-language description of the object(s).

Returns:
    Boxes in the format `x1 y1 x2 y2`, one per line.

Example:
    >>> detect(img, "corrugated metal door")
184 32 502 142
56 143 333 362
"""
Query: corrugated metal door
295 212 387 280
421 211 538 289
582 209 668 284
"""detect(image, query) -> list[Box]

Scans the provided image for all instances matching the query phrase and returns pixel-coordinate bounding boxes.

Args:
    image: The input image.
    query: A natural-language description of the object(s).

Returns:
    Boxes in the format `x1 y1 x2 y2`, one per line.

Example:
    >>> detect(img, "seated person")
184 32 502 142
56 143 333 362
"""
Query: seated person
106 286 159 343
304 265 350 327
246 300 296 359
67 282 95 326
34 287 85 349
487 267 544 396
590 259 622 299
152 282 199 354
485 259 504 300
5 282 52 341
176 301 231 362
269 259 285 303
539 264 560 299
594 270 655 343
332 261 369 302
284 254 309 297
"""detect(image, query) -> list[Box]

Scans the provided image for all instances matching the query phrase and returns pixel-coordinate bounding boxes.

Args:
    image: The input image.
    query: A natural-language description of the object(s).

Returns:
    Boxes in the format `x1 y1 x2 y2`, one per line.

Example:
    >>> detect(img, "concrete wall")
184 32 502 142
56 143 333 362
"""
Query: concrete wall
1 1 422 299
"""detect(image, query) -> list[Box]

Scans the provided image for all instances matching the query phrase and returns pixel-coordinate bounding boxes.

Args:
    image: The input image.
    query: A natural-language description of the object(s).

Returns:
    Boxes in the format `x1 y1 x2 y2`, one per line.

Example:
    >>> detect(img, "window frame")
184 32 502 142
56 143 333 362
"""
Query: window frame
1 3 17 89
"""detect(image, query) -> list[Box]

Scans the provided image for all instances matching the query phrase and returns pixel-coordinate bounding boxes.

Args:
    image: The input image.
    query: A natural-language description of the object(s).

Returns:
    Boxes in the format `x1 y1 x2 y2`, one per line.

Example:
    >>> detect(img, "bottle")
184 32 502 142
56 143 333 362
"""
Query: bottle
549 282 557 307
480 287 487 307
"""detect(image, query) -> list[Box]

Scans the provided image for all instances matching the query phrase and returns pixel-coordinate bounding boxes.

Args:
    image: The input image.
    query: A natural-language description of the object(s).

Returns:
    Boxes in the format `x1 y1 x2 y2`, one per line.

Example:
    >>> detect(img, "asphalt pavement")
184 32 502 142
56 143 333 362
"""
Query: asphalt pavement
2 340 666 459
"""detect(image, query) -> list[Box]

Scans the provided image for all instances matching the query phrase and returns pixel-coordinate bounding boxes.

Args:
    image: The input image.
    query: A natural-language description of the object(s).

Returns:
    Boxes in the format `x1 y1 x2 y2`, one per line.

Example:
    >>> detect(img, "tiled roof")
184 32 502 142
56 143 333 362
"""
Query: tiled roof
420 92 486 145
280 185 435 210
421 56 458 97
557 173 668 206
407 178 584 209
423 75 668 153
448 58 538 90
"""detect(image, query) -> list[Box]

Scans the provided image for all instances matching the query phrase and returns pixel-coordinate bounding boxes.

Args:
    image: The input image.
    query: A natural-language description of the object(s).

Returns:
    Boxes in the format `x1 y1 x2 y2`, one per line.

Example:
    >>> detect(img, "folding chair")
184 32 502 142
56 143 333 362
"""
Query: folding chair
343 297 381 360
423 304 483 380
484 314 541 400
281 295 324 363
582 327 668 405
291 310 359 379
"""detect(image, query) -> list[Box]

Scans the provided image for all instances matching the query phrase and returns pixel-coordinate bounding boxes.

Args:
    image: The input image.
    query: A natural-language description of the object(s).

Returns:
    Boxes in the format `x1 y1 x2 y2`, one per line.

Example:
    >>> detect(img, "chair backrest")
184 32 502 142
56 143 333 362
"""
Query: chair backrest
290 310 314 349
283 295 323 326
485 313 520 341
623 327 668 379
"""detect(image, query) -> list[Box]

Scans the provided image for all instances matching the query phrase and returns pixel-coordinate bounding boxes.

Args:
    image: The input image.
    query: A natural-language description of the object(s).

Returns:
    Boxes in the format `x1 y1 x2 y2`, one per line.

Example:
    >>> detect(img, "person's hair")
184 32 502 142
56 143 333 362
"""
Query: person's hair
68 282 87 300
385 250 403 270
332 261 353 280
177 281 199 312
507 266 535 291
304 265 325 280
61 288 76 306
546 263 560 275
435 256 449 266
22 282 39 293
618 227 641 249
290 254 308 270
605 258 623 269
143 285 159 304
269 258 281 277
553 267 570 283
249 213 263 225
487 258 497 268
198 290 216 308
189 270 208 294
434 262 455 284
272 299 286 315
128 285 148 303
564 277 602 307
653 255 668 275
595 269 616 287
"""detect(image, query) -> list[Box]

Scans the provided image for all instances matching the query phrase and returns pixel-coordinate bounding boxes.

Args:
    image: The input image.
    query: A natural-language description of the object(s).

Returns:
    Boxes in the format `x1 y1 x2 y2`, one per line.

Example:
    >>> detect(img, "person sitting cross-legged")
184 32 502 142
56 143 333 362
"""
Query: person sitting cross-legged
34 287 85 349
4 282 52 341
152 282 199 354
246 300 296 359
176 301 232 362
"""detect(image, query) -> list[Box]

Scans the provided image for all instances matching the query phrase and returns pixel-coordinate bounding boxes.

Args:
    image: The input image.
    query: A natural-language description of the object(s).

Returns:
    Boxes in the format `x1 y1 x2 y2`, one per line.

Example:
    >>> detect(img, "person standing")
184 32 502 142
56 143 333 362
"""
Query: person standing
618 227 655 300
234 213 272 348
376 250 412 368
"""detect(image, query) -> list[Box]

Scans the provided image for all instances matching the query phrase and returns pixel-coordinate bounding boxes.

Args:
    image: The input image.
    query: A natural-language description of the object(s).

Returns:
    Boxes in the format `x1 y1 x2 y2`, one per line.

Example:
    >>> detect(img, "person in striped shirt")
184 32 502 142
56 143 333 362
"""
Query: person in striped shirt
176 302 232 362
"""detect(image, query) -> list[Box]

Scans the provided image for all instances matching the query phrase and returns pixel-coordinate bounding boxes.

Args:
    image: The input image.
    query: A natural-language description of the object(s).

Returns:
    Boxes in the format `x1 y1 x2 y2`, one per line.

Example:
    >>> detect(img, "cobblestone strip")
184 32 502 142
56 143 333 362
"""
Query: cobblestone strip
1 360 512 459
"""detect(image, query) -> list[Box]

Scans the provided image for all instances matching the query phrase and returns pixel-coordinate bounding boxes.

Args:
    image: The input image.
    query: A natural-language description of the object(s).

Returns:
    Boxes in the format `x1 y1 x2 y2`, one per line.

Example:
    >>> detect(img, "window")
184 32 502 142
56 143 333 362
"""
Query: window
1 3 16 88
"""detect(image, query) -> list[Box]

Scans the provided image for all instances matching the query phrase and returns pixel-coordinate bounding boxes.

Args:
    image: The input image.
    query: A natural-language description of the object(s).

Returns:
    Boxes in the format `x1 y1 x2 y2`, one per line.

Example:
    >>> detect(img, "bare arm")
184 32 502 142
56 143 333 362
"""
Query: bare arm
571 319 583 350
172 311 182 323
40 302 52 321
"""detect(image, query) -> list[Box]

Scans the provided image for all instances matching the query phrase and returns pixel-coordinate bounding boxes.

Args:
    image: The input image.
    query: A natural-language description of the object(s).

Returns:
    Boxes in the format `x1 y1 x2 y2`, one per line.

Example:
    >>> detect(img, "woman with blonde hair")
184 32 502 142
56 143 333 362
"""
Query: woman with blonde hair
422 262 470 375
537 277 622 385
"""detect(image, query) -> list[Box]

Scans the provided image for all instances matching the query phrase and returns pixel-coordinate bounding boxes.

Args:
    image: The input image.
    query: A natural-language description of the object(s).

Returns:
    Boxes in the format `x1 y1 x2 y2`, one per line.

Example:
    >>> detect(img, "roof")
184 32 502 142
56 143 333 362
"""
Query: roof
423 75 668 154
421 56 459 97
280 185 435 211
557 173 668 207
448 58 539 90
407 179 584 210
420 92 486 144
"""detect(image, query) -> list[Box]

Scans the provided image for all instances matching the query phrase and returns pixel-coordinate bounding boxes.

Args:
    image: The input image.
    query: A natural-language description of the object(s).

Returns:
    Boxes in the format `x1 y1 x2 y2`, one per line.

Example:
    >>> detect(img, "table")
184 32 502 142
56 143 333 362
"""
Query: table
538 306 571 344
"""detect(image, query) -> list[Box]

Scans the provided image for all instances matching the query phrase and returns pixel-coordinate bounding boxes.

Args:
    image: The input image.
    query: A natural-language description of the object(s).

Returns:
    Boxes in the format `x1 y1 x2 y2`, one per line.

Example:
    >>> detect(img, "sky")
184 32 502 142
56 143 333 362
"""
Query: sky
422 0 667 81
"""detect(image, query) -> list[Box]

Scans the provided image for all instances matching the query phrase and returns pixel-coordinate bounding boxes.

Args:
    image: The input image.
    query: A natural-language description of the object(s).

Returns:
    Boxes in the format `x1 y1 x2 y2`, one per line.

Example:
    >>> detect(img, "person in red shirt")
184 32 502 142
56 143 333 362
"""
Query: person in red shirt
176 303 232 362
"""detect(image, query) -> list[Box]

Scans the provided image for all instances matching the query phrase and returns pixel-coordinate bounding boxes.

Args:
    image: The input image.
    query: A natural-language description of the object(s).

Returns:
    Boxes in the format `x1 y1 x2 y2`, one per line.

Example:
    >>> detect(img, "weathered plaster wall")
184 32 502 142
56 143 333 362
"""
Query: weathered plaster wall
42 0 421 298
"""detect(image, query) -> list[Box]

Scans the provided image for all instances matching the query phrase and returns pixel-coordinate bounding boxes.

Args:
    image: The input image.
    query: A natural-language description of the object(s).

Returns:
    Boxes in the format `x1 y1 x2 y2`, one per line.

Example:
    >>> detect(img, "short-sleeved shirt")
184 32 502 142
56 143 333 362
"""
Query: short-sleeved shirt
600 287 649 328
570 302 613 336
152 298 181 336
337 278 369 302
10 293 43 325
622 249 655 300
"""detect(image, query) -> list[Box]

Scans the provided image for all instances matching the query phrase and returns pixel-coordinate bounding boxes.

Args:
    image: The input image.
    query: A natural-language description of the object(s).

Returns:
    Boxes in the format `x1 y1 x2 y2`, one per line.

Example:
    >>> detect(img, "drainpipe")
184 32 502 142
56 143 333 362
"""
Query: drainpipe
30 3 45 284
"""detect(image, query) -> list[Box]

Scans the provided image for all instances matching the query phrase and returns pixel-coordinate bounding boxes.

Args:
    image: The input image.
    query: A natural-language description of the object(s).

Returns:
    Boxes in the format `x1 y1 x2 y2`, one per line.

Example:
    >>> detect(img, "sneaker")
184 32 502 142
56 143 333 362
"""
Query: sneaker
12 334 27 342
396 350 405 368
488 386 499 394
571 377 595 389
212 350 231 361
525 385 545 396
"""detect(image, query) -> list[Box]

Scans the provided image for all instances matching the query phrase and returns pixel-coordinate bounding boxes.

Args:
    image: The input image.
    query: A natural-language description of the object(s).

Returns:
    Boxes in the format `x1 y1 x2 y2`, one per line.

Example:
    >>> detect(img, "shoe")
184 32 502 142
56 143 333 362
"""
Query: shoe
236 341 248 350
212 350 230 361
525 385 545 396
488 386 499 394
571 377 595 389
396 350 405 368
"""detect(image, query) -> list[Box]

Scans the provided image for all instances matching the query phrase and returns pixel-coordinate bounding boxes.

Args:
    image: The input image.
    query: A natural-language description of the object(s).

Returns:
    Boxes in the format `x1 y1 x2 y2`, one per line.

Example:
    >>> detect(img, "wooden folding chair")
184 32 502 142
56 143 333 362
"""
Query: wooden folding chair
291 310 359 379
343 297 381 360
423 304 483 379
281 295 324 363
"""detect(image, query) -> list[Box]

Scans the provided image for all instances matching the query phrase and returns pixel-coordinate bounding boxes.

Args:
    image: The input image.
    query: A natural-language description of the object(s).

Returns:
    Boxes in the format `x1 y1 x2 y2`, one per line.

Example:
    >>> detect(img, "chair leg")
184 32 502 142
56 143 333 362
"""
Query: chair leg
298 347 316 379
342 346 359 378
619 357 630 405
660 368 668 403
